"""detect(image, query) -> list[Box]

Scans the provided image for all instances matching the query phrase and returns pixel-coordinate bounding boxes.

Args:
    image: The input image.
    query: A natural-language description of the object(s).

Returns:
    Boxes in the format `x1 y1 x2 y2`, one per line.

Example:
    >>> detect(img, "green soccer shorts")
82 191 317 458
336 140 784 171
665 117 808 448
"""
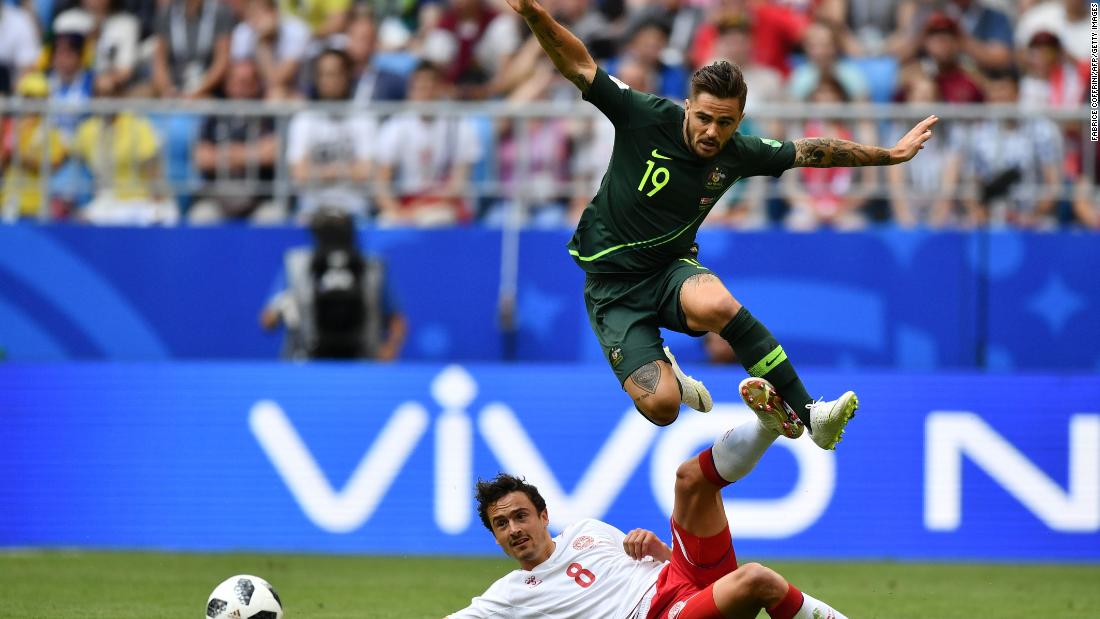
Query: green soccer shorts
583 257 714 385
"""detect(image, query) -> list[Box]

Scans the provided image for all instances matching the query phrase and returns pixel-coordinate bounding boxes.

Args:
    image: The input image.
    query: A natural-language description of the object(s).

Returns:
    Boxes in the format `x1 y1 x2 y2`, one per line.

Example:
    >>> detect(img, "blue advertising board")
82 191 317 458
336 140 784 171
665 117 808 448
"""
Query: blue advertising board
2 363 1097 561
0 225 1098 370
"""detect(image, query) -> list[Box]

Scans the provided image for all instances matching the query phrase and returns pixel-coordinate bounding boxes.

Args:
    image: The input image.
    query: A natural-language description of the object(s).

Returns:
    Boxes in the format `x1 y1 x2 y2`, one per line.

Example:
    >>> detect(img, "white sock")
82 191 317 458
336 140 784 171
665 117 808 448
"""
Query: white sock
792 592 848 619
711 419 777 483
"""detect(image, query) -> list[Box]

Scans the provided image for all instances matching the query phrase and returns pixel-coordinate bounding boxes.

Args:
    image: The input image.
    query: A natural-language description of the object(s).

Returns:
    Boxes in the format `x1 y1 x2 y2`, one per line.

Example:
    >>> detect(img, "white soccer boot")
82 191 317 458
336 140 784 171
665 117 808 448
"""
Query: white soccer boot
806 391 859 450
663 346 713 413
738 377 804 439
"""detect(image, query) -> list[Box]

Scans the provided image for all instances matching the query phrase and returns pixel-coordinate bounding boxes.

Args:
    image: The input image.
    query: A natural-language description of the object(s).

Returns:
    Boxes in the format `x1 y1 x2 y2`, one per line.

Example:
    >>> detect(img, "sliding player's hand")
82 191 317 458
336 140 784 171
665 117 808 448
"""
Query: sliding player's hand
890 115 938 164
623 529 671 562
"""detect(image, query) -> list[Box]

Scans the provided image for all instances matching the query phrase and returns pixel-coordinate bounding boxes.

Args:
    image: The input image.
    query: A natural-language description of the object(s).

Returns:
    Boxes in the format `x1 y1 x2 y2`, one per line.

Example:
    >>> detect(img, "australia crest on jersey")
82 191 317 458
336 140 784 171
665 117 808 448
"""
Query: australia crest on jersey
704 167 728 190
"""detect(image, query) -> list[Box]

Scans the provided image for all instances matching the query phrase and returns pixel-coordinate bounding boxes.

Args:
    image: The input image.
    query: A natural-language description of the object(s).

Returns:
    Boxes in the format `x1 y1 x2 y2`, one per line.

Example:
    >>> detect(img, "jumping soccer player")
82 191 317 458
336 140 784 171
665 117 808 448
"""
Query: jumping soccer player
506 0 937 448
446 378 847 619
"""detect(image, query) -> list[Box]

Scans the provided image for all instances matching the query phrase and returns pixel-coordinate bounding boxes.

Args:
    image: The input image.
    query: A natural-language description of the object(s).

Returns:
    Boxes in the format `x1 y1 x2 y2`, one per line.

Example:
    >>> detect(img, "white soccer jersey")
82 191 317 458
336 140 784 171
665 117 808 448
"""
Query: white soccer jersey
449 519 665 619
286 110 378 217
373 112 483 195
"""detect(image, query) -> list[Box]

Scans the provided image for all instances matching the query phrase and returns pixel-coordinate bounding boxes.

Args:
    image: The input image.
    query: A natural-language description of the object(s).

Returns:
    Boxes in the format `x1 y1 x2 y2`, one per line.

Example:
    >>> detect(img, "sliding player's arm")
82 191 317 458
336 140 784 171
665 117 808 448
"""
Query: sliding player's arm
622 528 672 563
793 115 938 168
504 0 597 94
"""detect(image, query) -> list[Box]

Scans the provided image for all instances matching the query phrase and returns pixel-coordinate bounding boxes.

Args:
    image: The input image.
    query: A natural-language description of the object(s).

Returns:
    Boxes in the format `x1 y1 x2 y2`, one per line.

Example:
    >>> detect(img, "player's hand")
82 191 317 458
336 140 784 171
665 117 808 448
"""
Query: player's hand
889 115 938 164
503 0 539 18
623 529 671 562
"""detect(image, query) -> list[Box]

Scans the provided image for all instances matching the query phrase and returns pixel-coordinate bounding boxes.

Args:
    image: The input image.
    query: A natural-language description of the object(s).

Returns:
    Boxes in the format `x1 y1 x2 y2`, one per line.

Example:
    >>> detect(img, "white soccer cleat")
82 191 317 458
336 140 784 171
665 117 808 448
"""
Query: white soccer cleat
664 346 712 413
738 377 804 439
806 391 859 450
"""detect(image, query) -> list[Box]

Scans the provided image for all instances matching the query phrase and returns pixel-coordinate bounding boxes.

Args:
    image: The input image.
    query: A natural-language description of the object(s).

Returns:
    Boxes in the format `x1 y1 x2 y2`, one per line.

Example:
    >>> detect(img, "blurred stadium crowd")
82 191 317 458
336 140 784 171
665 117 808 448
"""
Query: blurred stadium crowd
0 0 1095 229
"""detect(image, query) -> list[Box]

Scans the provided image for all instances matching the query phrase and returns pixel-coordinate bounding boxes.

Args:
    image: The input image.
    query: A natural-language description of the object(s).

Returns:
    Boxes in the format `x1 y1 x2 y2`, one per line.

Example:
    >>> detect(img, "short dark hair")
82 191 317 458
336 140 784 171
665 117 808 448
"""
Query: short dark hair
475 474 547 531
412 59 441 78
316 47 353 74
814 72 850 102
690 61 748 110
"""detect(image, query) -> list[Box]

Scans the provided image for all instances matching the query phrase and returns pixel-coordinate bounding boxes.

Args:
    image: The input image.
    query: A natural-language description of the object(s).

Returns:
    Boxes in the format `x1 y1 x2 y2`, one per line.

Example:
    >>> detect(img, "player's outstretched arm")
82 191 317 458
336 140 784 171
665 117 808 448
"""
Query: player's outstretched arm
504 0 597 93
792 115 938 168
622 528 672 563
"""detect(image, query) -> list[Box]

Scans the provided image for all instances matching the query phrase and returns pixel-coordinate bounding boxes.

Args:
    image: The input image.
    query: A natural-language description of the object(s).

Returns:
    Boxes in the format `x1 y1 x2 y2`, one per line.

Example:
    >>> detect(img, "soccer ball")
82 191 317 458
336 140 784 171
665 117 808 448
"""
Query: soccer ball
206 574 284 619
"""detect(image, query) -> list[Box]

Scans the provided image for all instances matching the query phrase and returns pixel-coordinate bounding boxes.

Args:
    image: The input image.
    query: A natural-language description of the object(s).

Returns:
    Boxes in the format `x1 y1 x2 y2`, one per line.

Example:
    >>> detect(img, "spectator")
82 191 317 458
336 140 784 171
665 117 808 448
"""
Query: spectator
260 208 407 360
610 18 688 100
0 73 67 220
429 0 519 93
917 12 983 104
483 55 573 228
0 2 43 94
788 20 869 102
782 74 872 231
892 0 1013 71
287 48 377 220
1019 31 1087 109
152 0 236 98
961 69 1063 229
823 0 902 57
71 74 178 225
46 31 96 214
190 59 284 224
342 7 408 103
46 32 94 139
280 0 349 37
373 60 483 226
886 73 963 228
230 0 311 99
1016 0 1093 63
52 0 141 93
690 0 808 76
621 0 705 70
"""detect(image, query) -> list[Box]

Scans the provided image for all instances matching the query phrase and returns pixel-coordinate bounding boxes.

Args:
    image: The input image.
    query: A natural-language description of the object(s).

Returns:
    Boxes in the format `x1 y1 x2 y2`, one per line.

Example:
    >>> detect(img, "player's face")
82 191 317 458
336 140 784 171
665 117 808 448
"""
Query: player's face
487 492 554 570
683 93 743 158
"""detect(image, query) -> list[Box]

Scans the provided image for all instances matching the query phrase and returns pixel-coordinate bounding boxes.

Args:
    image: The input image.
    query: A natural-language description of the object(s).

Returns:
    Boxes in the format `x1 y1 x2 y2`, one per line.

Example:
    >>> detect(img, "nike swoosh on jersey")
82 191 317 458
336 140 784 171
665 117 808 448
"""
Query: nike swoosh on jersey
651 148 672 160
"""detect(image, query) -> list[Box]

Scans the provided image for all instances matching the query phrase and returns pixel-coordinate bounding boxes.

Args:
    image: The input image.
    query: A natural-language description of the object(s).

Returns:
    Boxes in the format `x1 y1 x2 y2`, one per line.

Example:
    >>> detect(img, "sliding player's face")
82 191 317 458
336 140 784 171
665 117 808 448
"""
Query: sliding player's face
487 492 554 570
683 93 744 158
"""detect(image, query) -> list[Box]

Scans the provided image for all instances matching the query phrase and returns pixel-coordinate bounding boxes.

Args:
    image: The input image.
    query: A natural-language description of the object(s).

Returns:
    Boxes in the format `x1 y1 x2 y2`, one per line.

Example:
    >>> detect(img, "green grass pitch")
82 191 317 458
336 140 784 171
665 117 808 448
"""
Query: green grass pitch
1 550 1097 618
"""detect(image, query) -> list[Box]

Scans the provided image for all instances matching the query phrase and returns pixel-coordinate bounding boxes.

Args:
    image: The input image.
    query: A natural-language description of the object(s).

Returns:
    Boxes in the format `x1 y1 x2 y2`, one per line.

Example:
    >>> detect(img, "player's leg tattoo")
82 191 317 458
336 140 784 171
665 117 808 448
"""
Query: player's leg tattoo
630 361 660 395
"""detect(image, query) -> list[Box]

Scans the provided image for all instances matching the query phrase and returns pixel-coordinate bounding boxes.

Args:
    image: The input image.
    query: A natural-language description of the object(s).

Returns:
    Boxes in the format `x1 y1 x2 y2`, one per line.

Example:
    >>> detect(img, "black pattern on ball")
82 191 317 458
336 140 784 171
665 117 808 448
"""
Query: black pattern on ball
235 578 256 605
250 612 279 619
206 598 227 617
264 583 282 607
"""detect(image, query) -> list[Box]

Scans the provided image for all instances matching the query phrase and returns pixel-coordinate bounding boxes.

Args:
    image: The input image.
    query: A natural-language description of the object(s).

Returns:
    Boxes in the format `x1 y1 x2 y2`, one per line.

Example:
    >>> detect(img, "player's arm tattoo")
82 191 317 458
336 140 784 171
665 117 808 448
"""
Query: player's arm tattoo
522 9 592 92
792 138 893 168
630 361 661 395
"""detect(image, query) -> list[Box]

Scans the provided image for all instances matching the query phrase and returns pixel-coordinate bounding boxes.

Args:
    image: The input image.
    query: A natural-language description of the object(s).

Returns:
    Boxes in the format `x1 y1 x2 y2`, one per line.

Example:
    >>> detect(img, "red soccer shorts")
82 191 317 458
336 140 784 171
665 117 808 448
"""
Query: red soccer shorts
646 518 738 619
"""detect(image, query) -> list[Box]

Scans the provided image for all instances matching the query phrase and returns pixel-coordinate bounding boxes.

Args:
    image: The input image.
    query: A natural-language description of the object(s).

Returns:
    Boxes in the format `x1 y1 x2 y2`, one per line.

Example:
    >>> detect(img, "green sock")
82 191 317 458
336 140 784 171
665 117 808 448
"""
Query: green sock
720 307 814 428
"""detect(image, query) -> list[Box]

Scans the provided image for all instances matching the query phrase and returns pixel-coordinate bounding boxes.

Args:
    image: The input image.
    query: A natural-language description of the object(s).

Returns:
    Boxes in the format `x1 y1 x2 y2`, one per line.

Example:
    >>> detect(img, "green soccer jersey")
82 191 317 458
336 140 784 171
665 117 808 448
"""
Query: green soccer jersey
568 68 796 276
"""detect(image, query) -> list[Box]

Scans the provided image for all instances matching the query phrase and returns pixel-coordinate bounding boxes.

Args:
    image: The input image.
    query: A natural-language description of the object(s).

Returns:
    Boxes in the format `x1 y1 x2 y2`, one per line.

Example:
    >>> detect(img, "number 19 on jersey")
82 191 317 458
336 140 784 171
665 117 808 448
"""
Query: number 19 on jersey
638 159 670 197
